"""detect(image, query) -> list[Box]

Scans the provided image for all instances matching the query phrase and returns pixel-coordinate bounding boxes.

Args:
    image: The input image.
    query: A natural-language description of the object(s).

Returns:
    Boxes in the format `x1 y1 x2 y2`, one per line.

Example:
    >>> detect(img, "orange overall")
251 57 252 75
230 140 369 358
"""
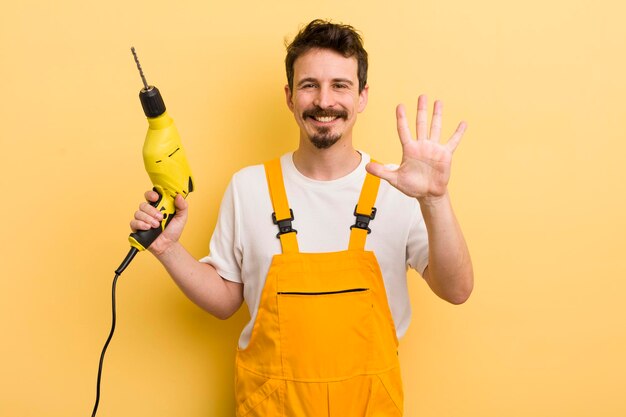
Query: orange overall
235 159 404 416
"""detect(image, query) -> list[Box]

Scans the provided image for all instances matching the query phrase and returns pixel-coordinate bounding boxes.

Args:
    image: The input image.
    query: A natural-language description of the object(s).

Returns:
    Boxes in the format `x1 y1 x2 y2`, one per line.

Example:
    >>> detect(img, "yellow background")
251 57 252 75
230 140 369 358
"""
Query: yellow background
1 0 625 416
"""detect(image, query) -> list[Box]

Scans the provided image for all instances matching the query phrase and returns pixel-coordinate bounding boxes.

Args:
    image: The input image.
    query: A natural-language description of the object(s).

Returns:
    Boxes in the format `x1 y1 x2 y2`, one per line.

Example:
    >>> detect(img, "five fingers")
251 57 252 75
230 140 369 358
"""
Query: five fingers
398 94 466 152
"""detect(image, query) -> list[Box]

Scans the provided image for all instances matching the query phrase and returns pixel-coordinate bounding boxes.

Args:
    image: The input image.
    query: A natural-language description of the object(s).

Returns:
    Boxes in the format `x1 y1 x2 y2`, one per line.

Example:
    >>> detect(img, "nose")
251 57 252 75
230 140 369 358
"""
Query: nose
313 85 335 109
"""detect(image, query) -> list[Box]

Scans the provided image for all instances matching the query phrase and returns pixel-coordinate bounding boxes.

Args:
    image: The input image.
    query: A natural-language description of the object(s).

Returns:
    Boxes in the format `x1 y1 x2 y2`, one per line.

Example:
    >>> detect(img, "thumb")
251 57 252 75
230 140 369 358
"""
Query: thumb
174 194 188 212
366 161 398 185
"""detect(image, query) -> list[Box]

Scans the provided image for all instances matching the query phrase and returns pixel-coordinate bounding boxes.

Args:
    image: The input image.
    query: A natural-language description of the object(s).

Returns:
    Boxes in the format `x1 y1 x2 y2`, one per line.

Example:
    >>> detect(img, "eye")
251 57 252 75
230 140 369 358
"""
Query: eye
300 83 317 89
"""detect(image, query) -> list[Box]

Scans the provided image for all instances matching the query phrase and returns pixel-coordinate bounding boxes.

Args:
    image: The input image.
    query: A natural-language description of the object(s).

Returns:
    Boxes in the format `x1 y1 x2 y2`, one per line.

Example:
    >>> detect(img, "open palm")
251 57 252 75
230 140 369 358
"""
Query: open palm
367 95 466 201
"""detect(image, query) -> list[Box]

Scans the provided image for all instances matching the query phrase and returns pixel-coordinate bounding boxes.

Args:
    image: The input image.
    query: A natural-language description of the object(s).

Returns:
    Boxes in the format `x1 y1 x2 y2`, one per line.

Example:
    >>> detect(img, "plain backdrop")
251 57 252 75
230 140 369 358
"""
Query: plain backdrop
1 1 625 416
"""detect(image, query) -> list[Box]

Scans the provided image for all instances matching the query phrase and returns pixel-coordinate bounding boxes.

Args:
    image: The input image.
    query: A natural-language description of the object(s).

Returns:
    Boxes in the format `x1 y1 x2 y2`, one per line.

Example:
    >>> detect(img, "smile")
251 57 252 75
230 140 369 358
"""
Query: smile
312 116 338 123
302 107 348 125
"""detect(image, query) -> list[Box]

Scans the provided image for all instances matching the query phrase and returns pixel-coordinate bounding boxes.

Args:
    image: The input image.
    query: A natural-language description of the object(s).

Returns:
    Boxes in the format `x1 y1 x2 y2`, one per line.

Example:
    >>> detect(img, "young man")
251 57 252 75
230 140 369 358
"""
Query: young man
131 19 472 416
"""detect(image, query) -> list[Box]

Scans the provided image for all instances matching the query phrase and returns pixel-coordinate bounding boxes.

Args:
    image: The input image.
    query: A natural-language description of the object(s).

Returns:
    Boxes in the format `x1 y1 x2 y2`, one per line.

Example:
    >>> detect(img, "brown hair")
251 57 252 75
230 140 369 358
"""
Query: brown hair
285 19 368 93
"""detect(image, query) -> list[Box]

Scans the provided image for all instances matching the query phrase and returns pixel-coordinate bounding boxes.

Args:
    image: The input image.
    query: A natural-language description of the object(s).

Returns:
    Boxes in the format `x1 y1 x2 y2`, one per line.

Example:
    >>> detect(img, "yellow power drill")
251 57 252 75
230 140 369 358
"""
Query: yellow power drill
92 48 195 417
115 47 194 275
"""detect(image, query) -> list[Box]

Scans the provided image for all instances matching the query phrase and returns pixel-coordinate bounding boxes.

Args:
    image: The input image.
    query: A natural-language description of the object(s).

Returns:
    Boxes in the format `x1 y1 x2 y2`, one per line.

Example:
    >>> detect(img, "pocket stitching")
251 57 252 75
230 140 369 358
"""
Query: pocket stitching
238 378 282 416
376 372 403 414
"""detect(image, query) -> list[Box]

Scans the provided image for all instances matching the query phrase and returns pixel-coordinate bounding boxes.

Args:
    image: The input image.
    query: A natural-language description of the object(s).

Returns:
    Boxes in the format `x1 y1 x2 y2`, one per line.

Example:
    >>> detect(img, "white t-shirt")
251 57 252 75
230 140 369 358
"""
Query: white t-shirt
200 152 429 348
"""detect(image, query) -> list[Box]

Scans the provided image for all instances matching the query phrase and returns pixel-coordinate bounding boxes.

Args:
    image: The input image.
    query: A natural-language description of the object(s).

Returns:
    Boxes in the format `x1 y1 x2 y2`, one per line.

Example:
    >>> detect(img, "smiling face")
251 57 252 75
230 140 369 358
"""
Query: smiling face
285 48 368 150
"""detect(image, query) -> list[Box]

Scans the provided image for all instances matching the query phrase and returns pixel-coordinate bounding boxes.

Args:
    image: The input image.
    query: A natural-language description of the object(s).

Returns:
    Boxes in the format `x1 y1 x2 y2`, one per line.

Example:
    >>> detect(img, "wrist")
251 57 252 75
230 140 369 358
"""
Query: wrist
149 238 180 259
417 191 450 210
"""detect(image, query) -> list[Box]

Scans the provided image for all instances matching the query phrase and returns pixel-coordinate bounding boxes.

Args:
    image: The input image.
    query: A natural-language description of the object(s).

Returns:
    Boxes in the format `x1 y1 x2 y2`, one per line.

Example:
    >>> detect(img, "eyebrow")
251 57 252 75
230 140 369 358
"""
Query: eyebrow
297 77 355 87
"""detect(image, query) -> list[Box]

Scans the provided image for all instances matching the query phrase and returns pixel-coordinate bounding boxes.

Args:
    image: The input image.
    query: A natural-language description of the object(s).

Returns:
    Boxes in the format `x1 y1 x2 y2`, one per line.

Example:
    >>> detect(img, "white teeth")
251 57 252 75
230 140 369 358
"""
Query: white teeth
314 116 337 123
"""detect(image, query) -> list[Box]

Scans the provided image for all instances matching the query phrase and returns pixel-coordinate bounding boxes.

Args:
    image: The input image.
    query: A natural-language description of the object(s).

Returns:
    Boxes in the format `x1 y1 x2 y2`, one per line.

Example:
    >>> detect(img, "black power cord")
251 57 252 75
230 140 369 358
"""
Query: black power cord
91 272 120 417
91 248 138 417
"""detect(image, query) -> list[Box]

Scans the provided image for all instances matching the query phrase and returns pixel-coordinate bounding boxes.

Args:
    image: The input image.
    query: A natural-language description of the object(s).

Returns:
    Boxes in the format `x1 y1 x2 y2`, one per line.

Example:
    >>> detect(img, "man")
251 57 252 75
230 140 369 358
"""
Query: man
131 19 472 416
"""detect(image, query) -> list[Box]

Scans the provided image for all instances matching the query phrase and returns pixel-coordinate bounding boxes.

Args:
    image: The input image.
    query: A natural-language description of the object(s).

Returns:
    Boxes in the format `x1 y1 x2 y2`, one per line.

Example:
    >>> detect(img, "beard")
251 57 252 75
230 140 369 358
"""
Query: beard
309 127 342 149
302 107 348 149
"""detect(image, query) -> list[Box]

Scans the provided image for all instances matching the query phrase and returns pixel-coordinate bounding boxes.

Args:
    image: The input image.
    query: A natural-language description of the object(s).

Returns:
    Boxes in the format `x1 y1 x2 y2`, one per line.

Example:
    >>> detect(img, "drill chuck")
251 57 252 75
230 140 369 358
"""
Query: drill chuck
139 86 166 118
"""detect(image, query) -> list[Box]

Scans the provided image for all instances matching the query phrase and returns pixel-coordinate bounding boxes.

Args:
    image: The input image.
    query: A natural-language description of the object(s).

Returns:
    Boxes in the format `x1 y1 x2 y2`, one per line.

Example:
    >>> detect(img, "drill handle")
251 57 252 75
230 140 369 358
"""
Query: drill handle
128 187 175 251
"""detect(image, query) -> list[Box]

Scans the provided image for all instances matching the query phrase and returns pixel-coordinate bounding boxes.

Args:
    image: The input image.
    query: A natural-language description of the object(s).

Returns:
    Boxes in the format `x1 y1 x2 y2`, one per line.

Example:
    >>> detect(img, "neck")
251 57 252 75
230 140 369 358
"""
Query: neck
293 140 362 181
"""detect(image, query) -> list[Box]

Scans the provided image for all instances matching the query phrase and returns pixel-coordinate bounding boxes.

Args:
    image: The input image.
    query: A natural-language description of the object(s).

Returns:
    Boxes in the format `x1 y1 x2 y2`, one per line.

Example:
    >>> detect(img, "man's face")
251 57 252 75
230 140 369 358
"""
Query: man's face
285 48 368 149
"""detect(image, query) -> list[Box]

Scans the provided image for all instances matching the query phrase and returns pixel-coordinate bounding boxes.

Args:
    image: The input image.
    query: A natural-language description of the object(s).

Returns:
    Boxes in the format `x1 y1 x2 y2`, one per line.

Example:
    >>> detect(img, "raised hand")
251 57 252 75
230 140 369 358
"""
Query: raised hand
366 95 466 203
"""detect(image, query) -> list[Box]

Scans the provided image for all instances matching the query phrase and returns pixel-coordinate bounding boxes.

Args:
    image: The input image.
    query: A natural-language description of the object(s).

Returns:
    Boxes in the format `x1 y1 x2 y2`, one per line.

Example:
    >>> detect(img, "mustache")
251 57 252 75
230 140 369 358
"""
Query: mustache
302 107 348 119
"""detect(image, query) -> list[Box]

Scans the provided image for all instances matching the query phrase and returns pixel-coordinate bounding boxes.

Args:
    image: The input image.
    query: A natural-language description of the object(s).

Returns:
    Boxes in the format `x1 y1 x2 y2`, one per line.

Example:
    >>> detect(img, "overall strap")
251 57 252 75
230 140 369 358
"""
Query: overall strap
264 158 299 254
348 166 381 251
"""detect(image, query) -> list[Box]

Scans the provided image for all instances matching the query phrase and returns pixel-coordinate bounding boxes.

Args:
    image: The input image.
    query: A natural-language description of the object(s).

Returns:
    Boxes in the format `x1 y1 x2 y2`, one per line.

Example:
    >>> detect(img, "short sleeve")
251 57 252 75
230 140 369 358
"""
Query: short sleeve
199 178 243 283
406 202 430 276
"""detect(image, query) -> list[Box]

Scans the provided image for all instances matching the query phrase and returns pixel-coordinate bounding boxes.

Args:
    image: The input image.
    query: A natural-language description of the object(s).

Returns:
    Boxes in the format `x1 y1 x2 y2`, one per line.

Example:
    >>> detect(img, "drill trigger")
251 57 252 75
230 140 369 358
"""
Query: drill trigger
149 187 163 208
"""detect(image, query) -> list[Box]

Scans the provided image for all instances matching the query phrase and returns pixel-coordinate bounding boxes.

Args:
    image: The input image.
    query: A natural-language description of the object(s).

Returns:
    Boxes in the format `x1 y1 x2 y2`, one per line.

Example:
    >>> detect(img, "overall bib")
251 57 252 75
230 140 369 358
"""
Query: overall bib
235 159 404 416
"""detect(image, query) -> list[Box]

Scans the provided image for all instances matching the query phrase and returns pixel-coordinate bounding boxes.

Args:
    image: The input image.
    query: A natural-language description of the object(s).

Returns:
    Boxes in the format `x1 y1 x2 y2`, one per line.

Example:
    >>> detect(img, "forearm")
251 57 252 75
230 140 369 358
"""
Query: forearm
419 192 473 304
153 242 243 319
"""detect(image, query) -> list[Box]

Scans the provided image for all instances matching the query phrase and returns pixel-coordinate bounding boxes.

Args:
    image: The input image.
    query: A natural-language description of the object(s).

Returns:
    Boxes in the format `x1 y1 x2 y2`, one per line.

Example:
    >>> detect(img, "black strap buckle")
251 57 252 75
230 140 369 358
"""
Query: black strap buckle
350 205 377 234
272 209 297 238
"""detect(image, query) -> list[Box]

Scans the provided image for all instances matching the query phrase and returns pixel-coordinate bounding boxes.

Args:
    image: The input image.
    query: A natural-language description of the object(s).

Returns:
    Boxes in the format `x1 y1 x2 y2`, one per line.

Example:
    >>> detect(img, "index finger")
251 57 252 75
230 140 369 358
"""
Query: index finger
396 104 413 147
446 121 468 153
144 189 160 202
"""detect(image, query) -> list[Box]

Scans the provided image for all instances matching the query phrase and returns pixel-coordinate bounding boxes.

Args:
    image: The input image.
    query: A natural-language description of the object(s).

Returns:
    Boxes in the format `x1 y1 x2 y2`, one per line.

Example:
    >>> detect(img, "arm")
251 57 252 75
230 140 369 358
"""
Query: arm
420 192 473 304
131 191 244 319
367 95 473 304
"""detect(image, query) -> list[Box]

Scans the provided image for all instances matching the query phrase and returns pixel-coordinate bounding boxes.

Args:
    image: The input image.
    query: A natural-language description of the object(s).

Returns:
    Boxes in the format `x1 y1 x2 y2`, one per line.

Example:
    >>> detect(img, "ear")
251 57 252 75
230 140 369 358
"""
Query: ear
357 84 369 113
285 84 294 112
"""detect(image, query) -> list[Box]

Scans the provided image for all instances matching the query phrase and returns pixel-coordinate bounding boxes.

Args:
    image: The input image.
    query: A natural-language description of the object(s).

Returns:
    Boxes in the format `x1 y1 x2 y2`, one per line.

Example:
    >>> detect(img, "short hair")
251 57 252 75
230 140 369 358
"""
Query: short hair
285 19 368 93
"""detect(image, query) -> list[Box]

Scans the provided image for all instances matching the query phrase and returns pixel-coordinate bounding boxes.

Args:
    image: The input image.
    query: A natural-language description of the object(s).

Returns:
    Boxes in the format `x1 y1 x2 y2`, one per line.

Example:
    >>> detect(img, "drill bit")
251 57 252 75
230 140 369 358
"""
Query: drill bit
130 47 150 91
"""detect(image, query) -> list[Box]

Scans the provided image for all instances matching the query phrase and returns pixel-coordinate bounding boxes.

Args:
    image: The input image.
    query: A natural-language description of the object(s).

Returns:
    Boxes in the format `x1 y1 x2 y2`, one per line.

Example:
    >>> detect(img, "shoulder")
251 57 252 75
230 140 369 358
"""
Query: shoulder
227 159 282 208
232 163 265 182
228 162 269 196
231 153 291 184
